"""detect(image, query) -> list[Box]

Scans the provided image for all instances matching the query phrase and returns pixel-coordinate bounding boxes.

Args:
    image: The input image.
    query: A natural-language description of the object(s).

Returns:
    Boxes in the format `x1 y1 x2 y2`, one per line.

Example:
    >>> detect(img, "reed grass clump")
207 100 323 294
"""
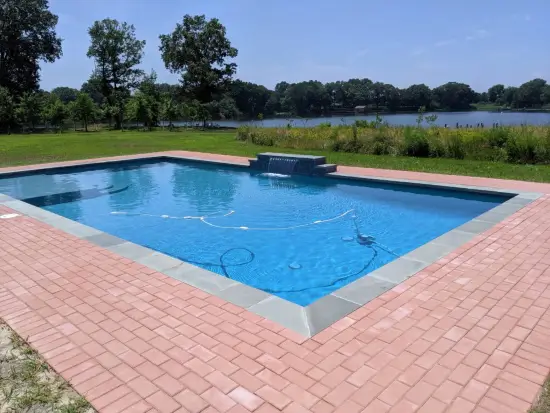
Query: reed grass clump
236 123 550 164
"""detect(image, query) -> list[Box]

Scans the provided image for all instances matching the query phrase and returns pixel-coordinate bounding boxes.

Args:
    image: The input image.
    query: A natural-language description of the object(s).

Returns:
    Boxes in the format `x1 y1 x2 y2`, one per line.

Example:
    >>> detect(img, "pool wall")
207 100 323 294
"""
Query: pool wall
0 154 542 337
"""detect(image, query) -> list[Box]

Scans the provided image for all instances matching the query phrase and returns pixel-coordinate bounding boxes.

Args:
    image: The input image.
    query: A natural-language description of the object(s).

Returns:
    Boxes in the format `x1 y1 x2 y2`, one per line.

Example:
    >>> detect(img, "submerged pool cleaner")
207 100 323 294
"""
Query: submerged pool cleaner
351 214 399 256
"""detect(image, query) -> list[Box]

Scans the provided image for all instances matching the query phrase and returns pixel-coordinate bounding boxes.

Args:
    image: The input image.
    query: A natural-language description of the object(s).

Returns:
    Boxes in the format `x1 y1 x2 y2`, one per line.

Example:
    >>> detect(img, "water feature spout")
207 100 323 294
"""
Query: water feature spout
267 157 299 175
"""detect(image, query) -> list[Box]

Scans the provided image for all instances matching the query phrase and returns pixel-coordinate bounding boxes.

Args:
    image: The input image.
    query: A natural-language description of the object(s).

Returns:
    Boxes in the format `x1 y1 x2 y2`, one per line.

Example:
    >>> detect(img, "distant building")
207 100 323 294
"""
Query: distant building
354 106 367 114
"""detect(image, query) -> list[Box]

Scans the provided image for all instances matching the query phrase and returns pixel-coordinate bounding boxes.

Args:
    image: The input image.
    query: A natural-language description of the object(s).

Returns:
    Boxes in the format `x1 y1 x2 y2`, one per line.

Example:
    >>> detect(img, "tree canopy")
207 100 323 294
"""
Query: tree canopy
51 86 78 104
159 14 238 122
86 18 145 128
0 0 62 97
2 7 550 133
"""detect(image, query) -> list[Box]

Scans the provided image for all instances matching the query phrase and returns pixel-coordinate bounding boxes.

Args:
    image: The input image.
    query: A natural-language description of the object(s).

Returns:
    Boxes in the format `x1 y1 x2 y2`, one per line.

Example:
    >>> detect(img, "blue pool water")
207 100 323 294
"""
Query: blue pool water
0 159 508 305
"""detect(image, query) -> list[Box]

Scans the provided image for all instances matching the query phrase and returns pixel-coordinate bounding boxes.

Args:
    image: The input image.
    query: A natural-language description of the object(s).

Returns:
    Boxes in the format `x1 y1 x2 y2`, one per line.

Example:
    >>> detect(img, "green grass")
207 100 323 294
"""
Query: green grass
1 129 550 182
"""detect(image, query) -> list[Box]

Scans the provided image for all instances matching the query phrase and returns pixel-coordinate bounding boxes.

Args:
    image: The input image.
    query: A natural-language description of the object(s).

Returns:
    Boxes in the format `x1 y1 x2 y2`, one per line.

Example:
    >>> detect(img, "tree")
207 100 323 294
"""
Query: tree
0 87 15 133
87 19 146 128
159 14 238 126
42 95 67 131
67 101 78 130
502 87 518 107
138 71 161 126
125 93 152 129
16 92 43 131
371 82 386 109
384 84 402 112
160 95 180 127
403 84 432 110
542 85 550 106
0 0 62 97
230 80 272 119
487 84 505 104
515 78 547 108
81 76 105 105
432 82 475 111
51 86 78 104
71 92 95 131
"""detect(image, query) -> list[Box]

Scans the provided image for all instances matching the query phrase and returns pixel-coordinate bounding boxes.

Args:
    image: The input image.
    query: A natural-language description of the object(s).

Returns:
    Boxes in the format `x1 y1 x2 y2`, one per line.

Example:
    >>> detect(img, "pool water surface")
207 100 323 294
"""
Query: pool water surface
0 159 508 305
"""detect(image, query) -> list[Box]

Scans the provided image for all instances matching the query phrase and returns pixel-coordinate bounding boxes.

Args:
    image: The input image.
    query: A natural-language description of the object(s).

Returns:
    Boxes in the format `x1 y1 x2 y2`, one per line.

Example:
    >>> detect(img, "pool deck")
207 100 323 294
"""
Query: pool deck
1 151 550 413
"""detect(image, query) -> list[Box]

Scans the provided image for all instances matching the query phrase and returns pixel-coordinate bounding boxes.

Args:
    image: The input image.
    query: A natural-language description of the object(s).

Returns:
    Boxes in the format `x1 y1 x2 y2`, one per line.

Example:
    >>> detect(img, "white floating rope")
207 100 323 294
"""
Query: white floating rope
111 209 355 231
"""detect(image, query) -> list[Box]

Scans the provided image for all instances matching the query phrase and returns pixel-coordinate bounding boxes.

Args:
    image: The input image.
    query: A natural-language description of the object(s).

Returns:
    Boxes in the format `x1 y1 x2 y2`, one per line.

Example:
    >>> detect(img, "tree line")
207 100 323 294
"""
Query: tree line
1 0 550 134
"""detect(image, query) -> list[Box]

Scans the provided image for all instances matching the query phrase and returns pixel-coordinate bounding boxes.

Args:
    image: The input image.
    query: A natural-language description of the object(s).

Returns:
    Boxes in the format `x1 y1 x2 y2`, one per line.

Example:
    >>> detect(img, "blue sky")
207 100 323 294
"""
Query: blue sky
42 0 549 92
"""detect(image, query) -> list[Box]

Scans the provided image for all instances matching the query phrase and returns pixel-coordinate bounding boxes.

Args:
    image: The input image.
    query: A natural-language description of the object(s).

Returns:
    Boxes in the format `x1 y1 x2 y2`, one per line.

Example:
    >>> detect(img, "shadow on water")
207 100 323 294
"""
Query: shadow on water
24 185 130 207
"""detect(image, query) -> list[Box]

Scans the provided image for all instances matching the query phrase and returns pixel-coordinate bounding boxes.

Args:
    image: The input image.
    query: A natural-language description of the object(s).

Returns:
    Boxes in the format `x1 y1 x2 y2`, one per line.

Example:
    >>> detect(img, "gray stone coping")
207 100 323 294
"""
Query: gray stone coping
0 154 543 337
257 152 326 161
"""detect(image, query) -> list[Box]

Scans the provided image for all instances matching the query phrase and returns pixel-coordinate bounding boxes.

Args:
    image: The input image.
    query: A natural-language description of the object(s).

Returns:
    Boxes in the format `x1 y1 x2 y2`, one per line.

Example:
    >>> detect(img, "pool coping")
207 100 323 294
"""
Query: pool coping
0 154 544 337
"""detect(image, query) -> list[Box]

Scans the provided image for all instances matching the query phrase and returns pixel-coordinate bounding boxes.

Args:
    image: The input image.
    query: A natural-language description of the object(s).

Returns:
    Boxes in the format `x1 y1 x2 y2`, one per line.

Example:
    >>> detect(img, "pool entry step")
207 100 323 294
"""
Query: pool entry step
249 152 337 176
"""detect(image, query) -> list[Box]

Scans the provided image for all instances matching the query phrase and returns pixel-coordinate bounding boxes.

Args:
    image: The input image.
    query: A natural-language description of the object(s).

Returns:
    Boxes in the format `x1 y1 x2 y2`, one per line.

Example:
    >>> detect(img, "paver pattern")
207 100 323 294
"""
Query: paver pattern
1 152 550 413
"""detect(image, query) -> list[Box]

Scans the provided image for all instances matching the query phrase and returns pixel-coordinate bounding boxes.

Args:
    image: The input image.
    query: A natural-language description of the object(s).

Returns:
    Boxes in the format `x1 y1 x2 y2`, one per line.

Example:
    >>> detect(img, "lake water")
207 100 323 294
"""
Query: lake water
203 111 550 128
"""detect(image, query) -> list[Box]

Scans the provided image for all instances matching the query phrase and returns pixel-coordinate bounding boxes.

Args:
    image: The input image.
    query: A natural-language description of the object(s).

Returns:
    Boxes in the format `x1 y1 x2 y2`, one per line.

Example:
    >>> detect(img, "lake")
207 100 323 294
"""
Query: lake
202 111 550 128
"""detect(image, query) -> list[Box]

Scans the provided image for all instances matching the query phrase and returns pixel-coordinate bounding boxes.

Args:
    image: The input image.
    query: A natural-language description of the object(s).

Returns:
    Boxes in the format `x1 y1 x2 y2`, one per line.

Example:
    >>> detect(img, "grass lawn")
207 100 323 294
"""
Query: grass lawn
1 129 550 182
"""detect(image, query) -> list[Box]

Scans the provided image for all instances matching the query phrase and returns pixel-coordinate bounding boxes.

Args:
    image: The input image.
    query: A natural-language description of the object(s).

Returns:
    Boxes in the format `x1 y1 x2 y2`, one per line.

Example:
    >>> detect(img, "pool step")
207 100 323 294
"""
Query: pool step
313 164 337 174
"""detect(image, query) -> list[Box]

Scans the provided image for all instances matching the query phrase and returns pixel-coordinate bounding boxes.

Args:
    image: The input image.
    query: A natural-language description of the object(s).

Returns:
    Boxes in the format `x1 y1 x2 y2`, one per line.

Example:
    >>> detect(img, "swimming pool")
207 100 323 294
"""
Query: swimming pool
0 158 509 306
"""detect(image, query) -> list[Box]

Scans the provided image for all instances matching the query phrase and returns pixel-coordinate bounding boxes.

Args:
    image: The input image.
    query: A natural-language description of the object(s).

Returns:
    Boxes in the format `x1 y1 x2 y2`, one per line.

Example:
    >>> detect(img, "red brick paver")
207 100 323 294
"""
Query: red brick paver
1 151 550 412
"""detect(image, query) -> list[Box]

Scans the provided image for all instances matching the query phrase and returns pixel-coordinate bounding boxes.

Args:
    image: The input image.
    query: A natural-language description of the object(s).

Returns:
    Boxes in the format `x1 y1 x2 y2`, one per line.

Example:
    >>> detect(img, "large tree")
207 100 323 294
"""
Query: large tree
81 76 105 105
71 92 95 132
403 84 432 110
86 19 145 128
51 86 78 104
16 91 43 130
432 82 476 111
0 86 15 133
515 78 547 108
0 0 62 97
159 14 238 126
487 84 505 104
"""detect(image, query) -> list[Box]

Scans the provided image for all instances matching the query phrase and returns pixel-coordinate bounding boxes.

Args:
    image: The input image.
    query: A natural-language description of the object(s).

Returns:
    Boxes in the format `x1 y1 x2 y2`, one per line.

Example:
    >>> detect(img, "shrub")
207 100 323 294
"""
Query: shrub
506 129 537 163
487 127 510 148
428 136 447 158
446 133 466 159
236 125 251 141
234 124 550 165
403 127 430 157
534 129 550 163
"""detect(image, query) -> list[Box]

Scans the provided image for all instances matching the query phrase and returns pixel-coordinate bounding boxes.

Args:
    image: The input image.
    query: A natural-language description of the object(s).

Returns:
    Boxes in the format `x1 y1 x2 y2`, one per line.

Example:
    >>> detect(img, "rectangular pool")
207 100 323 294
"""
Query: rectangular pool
0 159 509 306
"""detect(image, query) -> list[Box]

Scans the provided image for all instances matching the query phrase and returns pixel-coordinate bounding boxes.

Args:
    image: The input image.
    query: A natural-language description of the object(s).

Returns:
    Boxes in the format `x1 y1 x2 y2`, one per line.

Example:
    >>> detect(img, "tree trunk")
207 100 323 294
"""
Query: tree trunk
84 118 88 132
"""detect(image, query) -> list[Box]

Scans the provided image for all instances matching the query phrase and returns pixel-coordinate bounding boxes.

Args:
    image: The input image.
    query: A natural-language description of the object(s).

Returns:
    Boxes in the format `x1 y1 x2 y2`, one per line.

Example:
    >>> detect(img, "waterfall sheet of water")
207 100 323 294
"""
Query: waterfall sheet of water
267 157 299 176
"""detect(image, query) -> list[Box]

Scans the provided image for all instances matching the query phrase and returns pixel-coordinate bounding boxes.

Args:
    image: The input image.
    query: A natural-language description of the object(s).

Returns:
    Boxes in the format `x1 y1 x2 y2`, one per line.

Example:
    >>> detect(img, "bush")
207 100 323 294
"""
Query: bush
403 127 430 157
446 133 466 159
487 127 510 148
236 125 251 141
234 124 550 165
506 128 537 163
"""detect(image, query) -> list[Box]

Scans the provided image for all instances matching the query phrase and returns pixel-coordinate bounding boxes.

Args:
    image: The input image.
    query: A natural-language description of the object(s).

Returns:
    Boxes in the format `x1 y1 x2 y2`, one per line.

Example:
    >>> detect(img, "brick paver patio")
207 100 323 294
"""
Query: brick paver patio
1 151 550 413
